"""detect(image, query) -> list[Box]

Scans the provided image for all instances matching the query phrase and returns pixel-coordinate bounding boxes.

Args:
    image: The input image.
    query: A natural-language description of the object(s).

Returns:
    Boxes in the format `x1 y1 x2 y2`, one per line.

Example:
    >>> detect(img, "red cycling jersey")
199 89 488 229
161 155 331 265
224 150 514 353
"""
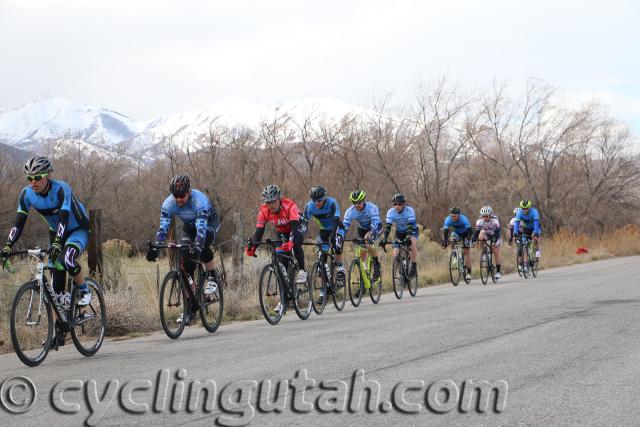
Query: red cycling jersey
256 197 300 234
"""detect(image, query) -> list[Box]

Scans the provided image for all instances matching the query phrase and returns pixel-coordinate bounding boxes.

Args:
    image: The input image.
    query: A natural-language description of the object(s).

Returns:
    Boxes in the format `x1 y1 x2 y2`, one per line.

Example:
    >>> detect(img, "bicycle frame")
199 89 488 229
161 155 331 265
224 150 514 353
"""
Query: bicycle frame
351 241 374 289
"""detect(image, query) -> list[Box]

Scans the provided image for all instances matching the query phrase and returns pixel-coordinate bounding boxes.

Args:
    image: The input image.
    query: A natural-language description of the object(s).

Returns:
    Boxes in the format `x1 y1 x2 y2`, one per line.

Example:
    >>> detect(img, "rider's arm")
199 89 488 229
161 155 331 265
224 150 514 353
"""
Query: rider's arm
194 210 209 250
513 212 521 235
370 205 382 239
154 197 173 244
54 185 72 242
6 189 30 246
405 207 416 236
338 207 353 238
532 209 541 235
472 223 481 241
250 207 268 245
442 217 451 242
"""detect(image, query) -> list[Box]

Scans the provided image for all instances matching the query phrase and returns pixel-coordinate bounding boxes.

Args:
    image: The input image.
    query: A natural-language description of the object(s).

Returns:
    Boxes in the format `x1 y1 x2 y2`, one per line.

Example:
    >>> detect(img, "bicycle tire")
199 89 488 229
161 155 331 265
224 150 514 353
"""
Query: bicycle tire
159 271 188 339
347 259 363 307
407 254 418 297
70 278 106 356
521 243 529 279
529 243 539 278
392 255 404 299
449 251 460 286
292 265 312 320
10 280 53 367
480 248 489 285
199 269 224 333
369 274 382 304
310 261 327 315
259 264 285 325
490 251 497 283
516 243 523 277
330 257 346 311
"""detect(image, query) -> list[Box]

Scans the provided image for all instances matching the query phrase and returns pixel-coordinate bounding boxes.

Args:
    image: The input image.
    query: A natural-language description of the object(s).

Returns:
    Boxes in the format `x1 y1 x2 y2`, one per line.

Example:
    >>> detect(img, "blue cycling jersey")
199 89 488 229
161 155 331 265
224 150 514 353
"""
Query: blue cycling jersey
155 189 219 249
339 202 382 238
514 207 541 235
301 197 340 231
385 205 417 233
443 214 472 235
9 179 89 244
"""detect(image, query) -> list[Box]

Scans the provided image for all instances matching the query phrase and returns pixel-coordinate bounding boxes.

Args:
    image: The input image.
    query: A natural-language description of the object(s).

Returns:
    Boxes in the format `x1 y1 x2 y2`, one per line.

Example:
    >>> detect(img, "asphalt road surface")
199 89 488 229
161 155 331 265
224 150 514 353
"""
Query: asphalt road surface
1 256 639 426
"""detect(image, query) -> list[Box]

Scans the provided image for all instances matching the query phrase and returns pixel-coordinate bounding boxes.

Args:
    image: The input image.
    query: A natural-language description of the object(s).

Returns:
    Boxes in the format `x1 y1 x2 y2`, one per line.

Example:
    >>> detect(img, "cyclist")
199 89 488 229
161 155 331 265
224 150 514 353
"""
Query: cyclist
301 186 344 303
471 206 503 280
245 184 307 288
441 207 473 281
513 199 542 272
507 207 519 246
1 156 92 315
146 175 221 324
379 193 418 278
336 190 383 283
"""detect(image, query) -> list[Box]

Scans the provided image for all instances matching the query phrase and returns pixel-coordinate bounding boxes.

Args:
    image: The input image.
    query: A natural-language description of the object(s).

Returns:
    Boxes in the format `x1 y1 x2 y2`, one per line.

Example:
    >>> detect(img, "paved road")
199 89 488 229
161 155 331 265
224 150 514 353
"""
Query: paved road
2 257 639 426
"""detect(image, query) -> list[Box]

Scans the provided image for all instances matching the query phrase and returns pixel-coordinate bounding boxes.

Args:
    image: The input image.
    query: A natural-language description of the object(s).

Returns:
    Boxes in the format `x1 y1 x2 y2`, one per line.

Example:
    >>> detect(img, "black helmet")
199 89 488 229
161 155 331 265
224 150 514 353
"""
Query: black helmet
449 206 461 214
261 184 281 203
170 175 190 198
392 193 406 204
310 186 326 202
24 156 53 175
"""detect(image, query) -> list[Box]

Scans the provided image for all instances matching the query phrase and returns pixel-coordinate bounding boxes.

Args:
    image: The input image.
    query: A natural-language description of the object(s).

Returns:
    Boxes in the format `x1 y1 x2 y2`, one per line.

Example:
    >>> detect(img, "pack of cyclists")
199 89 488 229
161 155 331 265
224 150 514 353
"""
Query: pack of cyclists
1 155 545 331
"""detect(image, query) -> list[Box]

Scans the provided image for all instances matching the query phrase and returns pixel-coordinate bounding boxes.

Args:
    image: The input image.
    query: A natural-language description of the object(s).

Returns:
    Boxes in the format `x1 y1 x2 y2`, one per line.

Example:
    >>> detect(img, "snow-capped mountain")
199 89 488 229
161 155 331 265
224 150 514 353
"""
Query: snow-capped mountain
0 97 144 150
0 96 378 156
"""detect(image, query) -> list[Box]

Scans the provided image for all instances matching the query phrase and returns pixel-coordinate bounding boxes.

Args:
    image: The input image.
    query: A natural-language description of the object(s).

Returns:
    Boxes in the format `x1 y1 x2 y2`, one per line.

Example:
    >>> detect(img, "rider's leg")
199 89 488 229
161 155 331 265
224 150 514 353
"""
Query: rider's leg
63 229 91 305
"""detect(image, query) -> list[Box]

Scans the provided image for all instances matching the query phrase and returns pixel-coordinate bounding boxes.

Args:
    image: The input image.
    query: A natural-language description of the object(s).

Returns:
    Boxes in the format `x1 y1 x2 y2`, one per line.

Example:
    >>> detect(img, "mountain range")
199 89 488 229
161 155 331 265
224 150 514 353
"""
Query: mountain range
0 97 374 159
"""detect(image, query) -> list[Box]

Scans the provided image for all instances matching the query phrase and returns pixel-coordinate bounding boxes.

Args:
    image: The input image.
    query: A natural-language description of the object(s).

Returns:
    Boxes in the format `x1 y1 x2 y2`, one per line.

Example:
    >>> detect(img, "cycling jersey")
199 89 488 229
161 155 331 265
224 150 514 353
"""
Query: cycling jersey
443 214 472 235
338 202 382 238
474 215 501 236
301 197 340 232
509 217 518 229
155 189 219 249
256 197 300 234
514 207 541 235
384 205 417 236
8 179 89 245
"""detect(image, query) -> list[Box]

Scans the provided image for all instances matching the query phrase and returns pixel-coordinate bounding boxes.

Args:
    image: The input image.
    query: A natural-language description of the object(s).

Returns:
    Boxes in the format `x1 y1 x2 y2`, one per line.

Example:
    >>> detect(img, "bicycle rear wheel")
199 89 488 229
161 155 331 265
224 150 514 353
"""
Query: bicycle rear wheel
199 269 224 333
259 265 285 325
392 255 404 299
10 280 53 367
159 271 188 339
449 251 460 286
292 266 312 320
480 249 490 285
70 278 106 356
310 262 327 315
348 259 363 307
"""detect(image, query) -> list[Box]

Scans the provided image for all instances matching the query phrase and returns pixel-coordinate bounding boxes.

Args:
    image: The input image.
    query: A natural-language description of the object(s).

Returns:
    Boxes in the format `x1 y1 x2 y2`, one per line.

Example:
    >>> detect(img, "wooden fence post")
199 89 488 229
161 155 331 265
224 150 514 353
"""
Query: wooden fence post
88 209 103 279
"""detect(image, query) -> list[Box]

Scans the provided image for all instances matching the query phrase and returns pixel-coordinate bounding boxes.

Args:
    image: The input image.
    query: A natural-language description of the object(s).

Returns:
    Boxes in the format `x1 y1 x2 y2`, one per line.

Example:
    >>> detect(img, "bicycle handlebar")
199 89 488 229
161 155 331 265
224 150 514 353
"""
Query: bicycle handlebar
5 247 51 258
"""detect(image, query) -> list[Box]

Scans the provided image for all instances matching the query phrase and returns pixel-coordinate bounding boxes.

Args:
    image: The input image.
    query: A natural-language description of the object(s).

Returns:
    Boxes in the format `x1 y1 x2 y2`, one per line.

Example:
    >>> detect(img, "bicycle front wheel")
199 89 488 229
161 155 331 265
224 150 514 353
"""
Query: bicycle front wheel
407 257 418 297
347 259 363 307
259 265 284 325
480 249 489 285
392 255 404 299
292 266 312 320
449 251 460 286
159 271 188 339
199 269 224 333
369 262 382 304
530 244 539 278
70 278 106 357
310 262 327 315
10 280 53 367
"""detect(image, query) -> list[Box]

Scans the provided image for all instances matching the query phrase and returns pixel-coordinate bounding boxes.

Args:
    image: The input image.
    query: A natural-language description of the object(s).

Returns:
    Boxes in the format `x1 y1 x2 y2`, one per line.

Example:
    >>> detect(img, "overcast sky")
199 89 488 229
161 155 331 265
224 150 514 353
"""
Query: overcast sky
1 0 638 130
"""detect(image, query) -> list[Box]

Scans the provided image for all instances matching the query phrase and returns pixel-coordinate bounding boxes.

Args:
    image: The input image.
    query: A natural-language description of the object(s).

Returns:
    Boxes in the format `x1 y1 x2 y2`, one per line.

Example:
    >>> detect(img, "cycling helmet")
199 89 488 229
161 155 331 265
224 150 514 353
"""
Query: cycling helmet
309 186 326 202
449 206 461 215
392 193 406 204
519 199 532 209
480 206 493 216
349 190 366 203
24 156 53 175
170 175 190 197
262 184 281 202
513 208 519 215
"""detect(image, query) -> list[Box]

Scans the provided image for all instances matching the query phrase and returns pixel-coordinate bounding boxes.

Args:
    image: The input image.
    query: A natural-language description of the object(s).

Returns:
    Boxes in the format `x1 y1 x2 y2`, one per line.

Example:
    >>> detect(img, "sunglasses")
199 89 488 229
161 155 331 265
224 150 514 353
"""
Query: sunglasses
393 203 404 206
26 174 48 182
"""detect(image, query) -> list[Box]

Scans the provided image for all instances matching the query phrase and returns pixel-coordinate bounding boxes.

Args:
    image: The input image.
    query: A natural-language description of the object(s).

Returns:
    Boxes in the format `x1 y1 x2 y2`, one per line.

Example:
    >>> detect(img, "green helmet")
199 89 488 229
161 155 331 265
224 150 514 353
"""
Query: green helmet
349 190 366 203
519 199 532 209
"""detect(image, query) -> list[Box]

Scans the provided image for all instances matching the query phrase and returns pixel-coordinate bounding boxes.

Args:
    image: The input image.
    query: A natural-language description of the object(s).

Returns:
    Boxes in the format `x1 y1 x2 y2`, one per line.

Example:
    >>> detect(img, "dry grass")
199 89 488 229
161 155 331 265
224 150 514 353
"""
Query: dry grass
2 225 640 354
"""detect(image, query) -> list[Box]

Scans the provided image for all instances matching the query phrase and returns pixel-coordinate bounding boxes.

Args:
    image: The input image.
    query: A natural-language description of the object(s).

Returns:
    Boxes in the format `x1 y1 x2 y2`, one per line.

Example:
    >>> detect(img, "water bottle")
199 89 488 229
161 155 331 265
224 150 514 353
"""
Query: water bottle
324 263 331 281
278 262 288 280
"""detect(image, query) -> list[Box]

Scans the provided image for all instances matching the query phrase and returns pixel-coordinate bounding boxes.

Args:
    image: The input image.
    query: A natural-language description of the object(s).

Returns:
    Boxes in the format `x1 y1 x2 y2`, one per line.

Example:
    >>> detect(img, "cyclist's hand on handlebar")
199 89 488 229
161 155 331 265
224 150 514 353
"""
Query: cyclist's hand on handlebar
279 240 294 252
189 245 202 259
404 235 412 247
1 243 11 264
146 246 159 262
441 239 448 249
378 239 387 249
245 246 256 257
49 237 62 262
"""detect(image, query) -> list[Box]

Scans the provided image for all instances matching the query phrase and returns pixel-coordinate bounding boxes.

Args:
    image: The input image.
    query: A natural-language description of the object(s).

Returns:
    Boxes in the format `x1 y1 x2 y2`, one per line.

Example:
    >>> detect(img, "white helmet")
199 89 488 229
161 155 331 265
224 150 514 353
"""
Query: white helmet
480 206 493 216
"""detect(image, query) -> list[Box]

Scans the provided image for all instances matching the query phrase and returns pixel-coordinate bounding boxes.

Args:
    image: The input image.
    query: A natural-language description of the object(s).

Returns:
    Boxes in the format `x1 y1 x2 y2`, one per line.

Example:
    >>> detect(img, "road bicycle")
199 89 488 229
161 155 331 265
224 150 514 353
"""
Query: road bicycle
5 248 106 367
516 234 539 279
448 238 471 286
478 239 497 285
345 238 382 306
382 239 418 299
253 239 312 325
151 240 224 339
305 242 346 314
